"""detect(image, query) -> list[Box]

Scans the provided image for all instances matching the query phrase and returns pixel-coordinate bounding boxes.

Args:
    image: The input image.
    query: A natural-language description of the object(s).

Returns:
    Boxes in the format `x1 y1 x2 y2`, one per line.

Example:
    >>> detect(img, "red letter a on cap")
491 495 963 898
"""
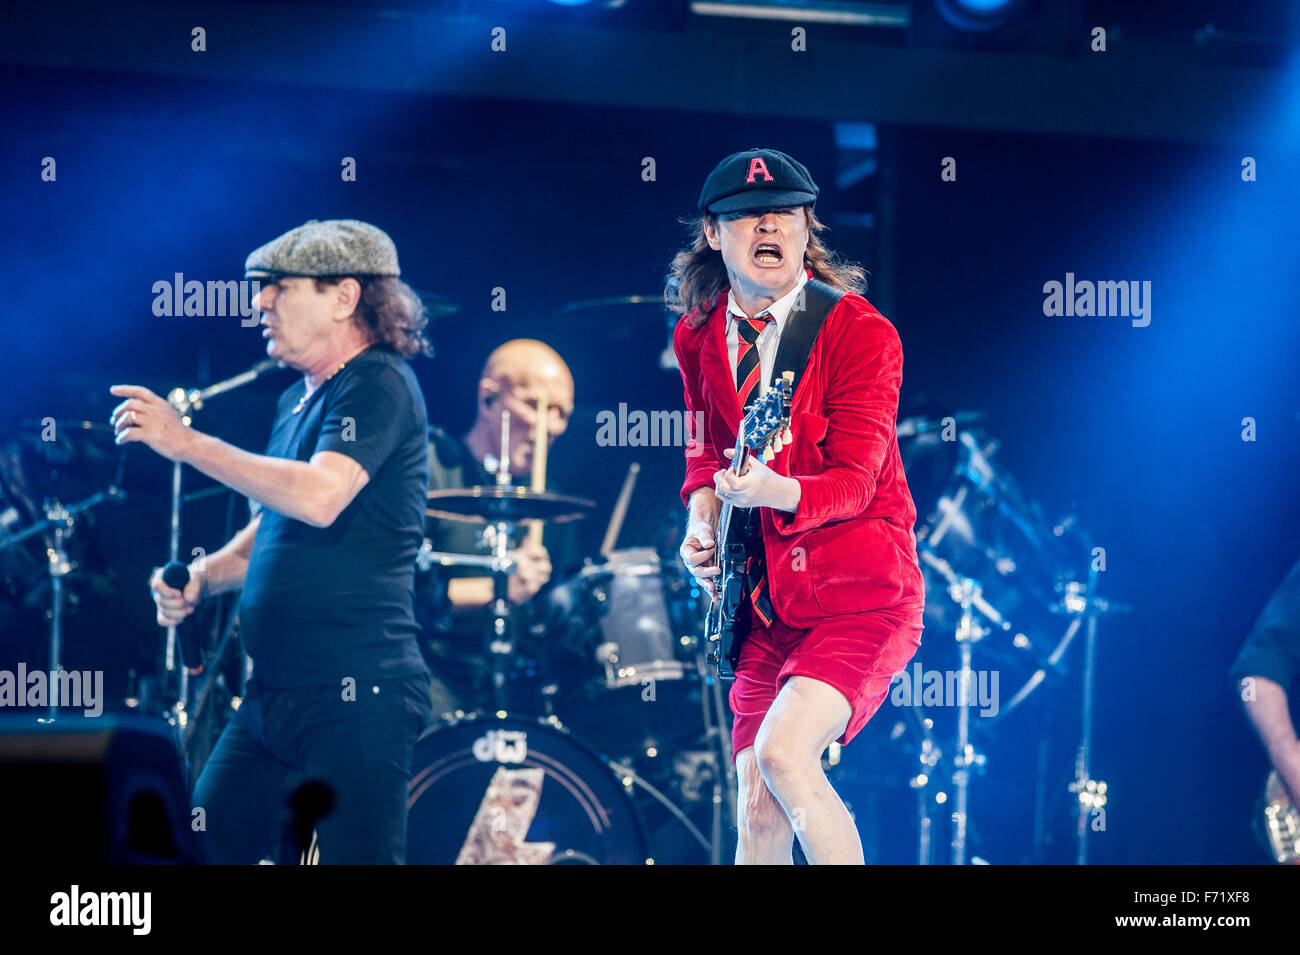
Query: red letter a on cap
745 158 774 183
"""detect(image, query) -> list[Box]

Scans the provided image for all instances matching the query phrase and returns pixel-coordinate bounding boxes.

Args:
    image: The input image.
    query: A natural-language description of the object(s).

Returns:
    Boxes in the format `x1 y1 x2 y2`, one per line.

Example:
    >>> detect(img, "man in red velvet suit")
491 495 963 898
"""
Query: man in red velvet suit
671 148 925 864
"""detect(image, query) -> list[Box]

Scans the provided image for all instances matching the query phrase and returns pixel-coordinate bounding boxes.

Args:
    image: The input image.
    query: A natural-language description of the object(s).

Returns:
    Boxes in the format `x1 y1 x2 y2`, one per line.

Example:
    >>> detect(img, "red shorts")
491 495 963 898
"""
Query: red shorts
728 603 924 758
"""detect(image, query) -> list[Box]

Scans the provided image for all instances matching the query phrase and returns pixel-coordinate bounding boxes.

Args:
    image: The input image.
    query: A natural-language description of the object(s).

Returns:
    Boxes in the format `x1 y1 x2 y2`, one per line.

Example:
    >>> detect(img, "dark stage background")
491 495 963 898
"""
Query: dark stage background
2 0 1298 865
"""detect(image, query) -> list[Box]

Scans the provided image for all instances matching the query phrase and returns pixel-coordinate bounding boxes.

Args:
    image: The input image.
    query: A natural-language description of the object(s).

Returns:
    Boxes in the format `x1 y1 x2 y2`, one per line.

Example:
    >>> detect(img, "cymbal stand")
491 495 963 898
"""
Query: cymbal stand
906 707 942 865
949 575 989 866
485 409 515 713
917 545 992 864
1058 577 1126 864
17 486 125 719
697 654 737 864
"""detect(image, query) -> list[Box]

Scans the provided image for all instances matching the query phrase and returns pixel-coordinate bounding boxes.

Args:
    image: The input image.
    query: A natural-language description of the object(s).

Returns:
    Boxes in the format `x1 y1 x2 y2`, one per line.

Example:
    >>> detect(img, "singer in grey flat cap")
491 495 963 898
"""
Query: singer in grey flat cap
110 219 434 864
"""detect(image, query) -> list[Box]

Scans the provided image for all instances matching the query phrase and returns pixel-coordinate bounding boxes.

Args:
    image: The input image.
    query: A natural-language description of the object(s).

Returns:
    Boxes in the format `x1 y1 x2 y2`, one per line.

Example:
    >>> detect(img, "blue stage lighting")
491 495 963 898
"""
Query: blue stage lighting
954 0 1011 12
934 0 1024 32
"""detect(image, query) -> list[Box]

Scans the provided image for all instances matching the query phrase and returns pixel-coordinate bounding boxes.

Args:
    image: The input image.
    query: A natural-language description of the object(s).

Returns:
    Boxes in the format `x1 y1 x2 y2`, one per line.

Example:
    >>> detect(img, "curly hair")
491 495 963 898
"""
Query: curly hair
665 207 867 327
313 276 432 359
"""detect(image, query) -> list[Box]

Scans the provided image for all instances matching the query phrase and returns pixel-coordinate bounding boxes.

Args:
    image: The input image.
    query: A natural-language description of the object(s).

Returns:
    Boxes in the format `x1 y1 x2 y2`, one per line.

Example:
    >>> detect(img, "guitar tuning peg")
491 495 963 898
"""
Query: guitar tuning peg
763 446 775 462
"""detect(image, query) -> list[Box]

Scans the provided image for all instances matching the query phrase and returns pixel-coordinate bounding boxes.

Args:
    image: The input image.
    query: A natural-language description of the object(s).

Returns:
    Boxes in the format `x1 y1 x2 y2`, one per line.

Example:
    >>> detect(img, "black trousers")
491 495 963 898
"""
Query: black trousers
191 672 432 864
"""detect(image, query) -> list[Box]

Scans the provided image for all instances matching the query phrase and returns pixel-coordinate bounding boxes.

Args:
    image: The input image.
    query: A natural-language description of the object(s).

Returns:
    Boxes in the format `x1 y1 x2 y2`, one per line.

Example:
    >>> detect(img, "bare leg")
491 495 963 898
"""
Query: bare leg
754 675 863 865
734 745 795 864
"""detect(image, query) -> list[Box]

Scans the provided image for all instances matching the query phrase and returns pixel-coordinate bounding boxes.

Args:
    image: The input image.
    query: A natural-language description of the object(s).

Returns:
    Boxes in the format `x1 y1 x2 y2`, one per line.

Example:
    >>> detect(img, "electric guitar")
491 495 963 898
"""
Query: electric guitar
704 372 794 680
1257 768 1300 864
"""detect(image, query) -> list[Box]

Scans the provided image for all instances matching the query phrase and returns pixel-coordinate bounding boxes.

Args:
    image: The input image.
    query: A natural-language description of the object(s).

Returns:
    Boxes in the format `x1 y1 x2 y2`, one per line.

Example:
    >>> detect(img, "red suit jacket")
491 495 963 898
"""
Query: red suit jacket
674 275 925 630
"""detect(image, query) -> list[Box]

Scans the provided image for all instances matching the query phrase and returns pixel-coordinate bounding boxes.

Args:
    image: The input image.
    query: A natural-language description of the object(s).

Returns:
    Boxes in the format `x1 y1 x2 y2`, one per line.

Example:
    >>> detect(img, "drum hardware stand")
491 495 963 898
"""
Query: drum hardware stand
917 545 993 864
949 574 990 865
416 546 516 576
905 712 942 865
0 486 126 719
609 757 713 858
483 408 517 714
1054 578 1127 864
698 656 738 864
182 604 243 749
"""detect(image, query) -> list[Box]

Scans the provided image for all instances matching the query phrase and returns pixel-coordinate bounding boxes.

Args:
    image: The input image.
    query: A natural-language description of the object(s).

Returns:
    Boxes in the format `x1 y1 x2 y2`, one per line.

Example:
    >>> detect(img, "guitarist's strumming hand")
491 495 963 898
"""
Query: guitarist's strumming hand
716 447 801 513
680 487 721 600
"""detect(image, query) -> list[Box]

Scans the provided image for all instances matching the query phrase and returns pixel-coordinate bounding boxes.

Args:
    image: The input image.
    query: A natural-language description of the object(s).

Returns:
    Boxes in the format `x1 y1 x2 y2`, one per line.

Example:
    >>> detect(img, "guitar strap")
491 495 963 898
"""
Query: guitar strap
739 277 844 629
768 277 843 402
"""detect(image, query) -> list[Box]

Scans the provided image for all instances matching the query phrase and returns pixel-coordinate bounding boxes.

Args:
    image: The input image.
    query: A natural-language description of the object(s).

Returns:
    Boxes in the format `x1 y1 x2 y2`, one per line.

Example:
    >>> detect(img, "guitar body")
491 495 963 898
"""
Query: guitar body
705 500 749 680
1258 769 1300 864
702 375 793 681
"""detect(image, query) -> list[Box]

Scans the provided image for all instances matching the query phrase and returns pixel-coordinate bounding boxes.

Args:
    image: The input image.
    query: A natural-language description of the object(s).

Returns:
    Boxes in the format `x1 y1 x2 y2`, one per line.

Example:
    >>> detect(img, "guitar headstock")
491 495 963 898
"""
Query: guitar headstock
739 371 795 461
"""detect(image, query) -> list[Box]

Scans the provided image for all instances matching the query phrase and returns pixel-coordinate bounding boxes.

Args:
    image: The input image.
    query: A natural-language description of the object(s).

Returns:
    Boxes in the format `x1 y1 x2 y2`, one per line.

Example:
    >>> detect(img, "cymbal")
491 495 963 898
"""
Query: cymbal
426 486 594 525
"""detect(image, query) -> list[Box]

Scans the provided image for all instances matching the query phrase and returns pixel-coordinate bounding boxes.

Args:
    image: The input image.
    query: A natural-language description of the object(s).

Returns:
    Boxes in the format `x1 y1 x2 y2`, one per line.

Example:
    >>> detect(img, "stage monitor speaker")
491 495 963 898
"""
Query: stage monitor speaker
0 714 202 864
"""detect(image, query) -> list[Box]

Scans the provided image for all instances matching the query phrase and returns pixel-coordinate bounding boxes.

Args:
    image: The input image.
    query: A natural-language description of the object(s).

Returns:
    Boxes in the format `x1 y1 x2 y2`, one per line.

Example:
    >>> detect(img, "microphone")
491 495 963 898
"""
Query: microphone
161 561 204 674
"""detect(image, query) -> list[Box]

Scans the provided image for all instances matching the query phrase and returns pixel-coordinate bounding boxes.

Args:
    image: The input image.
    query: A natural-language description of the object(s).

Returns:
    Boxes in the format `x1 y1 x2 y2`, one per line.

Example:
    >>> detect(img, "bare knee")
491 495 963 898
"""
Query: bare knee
740 782 789 842
753 727 821 792
736 749 791 843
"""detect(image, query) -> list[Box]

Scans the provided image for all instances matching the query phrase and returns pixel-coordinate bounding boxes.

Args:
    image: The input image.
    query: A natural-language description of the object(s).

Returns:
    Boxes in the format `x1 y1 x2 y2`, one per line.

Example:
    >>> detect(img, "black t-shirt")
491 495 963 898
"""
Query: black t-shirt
239 345 431 689
1231 554 1300 699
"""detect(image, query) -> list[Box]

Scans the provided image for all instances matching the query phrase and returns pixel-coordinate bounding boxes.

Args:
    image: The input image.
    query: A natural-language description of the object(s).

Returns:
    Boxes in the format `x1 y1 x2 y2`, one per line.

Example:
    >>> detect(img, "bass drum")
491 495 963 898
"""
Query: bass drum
406 714 647 865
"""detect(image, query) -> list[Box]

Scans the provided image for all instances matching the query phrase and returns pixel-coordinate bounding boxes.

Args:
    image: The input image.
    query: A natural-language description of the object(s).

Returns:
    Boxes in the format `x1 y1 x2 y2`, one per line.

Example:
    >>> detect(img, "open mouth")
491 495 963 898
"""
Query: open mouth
753 243 783 266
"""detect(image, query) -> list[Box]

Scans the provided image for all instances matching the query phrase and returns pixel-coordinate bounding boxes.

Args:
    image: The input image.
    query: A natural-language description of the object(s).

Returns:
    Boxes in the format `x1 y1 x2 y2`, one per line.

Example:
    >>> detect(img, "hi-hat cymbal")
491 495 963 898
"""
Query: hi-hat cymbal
426 486 594 525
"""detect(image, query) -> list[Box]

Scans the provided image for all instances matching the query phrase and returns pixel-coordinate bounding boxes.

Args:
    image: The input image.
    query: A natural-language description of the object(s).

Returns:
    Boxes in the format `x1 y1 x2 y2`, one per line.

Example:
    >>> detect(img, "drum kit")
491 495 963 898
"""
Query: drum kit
409 402 733 865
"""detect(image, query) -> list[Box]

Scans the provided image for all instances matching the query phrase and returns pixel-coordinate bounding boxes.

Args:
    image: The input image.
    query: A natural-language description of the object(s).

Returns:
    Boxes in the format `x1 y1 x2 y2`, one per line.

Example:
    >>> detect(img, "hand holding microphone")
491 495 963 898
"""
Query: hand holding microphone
150 561 205 674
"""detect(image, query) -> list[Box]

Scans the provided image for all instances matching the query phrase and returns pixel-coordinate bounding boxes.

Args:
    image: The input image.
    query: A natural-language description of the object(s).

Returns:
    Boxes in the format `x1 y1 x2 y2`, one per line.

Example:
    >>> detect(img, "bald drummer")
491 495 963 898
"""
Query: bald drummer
419 339 580 720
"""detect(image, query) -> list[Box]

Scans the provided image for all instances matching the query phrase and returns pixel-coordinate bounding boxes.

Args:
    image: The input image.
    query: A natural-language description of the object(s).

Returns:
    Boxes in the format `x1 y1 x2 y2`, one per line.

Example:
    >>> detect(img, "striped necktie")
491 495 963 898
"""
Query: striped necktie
733 312 775 629
735 313 772 413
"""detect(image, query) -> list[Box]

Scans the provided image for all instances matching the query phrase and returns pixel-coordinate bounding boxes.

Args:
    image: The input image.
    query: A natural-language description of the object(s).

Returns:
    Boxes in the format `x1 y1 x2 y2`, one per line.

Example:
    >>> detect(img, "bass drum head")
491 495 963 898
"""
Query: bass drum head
406 714 647 865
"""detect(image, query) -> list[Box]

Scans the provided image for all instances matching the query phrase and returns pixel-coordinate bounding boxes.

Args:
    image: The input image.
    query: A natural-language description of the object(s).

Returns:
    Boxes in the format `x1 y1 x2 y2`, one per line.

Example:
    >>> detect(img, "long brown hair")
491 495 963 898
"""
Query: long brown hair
314 276 432 359
665 207 867 327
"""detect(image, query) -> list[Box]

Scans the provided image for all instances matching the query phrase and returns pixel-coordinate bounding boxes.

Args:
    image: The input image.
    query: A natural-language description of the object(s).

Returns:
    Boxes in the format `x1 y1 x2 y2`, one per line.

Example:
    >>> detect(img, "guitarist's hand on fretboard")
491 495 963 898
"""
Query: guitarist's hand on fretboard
717 447 801 513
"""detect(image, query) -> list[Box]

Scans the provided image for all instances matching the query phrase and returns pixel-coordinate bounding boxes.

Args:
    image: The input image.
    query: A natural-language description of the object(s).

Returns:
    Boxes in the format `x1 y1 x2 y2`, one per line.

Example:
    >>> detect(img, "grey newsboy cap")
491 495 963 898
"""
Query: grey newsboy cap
244 219 400 281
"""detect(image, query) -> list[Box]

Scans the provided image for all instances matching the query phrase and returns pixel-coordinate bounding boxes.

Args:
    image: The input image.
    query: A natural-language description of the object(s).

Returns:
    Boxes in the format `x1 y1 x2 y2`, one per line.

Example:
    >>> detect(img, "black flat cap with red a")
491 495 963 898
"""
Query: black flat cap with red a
697 147 820 215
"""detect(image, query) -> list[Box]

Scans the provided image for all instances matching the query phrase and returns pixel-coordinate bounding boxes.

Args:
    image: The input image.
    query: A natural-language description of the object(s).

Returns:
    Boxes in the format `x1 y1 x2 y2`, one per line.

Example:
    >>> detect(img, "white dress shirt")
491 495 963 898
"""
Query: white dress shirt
726 269 810 398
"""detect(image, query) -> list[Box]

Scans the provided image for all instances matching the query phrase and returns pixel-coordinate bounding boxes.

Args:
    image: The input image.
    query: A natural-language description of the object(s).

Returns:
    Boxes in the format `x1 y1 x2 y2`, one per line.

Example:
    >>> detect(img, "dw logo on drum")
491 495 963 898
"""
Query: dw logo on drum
472 729 529 764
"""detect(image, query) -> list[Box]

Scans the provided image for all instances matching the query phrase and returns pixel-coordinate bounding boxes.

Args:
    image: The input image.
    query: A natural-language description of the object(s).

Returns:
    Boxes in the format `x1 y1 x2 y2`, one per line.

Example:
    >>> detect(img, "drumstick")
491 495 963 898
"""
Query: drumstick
527 392 548 548
600 462 640 557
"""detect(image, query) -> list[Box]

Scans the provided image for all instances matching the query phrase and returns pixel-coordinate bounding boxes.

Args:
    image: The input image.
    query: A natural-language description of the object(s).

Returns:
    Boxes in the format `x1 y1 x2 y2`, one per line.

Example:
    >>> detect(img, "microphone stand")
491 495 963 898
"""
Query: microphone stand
160 358 281 729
